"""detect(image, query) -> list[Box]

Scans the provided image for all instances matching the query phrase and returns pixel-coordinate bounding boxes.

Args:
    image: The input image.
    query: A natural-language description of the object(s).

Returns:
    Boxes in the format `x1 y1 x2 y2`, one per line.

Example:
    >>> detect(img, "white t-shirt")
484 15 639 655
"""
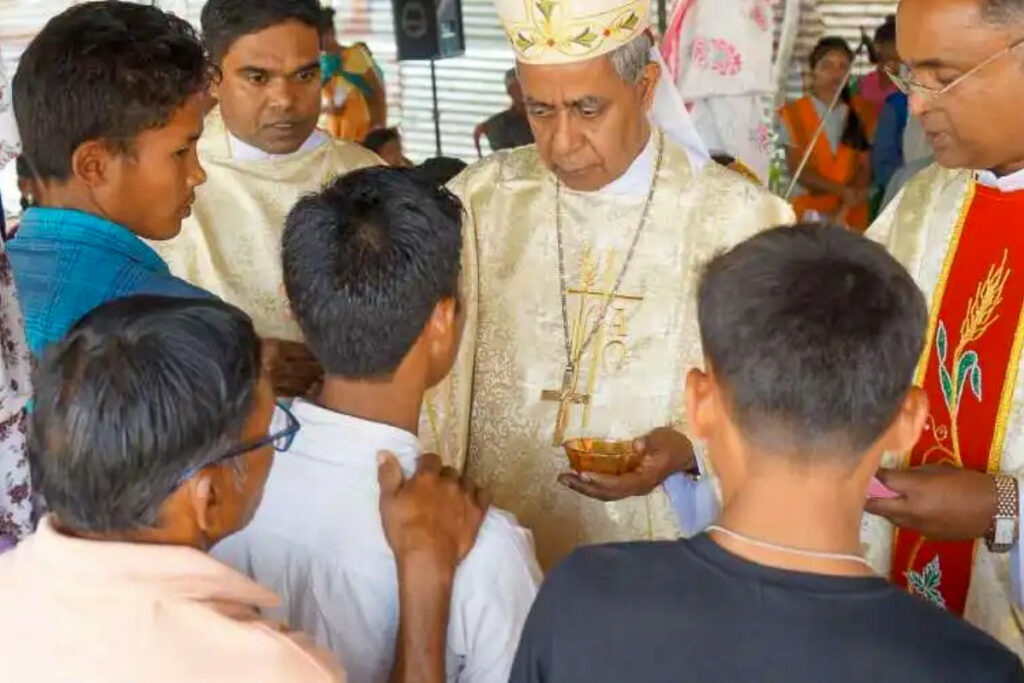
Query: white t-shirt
214 400 541 683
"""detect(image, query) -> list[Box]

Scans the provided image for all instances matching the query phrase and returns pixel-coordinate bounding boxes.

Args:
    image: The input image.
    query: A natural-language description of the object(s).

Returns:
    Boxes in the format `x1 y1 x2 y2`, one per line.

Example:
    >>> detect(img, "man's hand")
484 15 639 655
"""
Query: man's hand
558 427 696 502
261 338 323 398
864 465 997 540
378 451 489 569
380 452 489 683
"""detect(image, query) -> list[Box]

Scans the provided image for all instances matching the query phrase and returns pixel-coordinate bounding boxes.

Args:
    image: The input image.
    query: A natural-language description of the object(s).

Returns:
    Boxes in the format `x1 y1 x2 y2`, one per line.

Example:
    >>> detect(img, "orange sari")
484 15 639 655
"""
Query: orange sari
780 95 877 231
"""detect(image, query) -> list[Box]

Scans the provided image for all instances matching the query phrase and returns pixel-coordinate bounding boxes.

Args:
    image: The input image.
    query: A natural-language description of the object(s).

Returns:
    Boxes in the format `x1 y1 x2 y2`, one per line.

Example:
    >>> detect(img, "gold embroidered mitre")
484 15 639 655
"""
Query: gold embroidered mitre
494 0 650 64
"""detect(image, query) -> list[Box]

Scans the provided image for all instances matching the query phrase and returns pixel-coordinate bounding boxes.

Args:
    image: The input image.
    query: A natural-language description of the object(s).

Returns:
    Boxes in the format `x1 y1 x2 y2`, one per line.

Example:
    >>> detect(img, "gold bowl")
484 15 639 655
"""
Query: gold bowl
563 438 640 475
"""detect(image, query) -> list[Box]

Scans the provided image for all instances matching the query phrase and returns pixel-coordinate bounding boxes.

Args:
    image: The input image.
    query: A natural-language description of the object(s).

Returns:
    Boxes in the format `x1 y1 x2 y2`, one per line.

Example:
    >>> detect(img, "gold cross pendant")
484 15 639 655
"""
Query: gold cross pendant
540 366 591 446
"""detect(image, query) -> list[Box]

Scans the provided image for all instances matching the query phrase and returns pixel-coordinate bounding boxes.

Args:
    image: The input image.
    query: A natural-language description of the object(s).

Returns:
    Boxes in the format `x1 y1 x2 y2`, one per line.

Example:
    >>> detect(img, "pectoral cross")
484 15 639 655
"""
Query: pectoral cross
540 366 591 446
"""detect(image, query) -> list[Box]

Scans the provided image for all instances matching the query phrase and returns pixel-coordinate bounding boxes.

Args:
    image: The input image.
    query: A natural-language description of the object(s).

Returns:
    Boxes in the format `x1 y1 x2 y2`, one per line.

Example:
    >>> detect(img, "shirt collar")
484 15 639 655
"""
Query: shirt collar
228 130 330 162
23 516 279 607
974 167 1024 193
589 134 656 198
289 399 421 474
15 208 170 273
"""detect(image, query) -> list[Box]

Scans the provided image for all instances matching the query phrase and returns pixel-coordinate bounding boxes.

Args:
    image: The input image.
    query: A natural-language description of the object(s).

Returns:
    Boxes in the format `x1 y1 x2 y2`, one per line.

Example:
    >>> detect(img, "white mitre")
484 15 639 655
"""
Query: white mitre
493 0 709 168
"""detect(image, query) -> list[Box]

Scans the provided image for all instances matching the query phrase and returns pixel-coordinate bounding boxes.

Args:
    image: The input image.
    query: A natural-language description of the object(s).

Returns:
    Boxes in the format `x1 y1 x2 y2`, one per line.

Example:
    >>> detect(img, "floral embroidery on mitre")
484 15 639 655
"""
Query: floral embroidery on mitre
692 37 743 76
502 0 649 63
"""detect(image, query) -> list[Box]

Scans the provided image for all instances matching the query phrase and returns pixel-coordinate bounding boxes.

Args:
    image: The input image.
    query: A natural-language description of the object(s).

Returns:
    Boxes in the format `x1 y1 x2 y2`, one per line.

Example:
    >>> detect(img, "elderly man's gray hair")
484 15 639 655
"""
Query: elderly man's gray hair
29 295 263 534
609 32 654 85
983 0 1024 22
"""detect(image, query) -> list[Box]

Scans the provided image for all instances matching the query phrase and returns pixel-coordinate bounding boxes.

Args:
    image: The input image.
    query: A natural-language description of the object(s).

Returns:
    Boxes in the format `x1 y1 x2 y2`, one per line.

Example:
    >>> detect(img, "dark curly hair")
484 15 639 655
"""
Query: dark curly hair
12 1 212 182
201 0 322 65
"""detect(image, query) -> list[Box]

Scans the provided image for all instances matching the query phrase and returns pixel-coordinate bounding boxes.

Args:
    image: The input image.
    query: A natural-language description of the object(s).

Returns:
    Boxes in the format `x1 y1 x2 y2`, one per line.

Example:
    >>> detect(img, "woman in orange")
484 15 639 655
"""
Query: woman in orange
318 7 387 142
780 37 877 231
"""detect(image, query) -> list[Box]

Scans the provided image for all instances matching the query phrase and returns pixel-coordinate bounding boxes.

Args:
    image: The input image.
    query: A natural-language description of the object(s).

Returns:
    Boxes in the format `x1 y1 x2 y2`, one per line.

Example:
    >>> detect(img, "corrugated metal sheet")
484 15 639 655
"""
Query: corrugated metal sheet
330 0 516 163
0 0 899 167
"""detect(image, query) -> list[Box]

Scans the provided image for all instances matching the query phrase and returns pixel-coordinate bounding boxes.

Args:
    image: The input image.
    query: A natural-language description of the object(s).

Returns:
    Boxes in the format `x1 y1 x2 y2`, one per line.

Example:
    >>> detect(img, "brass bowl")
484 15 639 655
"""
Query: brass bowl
563 438 641 475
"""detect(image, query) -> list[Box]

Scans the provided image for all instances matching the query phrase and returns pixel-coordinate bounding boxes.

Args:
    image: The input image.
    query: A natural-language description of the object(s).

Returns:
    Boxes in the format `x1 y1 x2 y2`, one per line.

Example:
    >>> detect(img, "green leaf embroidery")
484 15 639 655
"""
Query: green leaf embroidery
515 32 536 51
572 28 597 47
535 0 555 21
620 12 639 31
937 322 948 364
956 350 979 405
905 556 947 610
939 364 954 411
971 364 983 401
922 556 941 585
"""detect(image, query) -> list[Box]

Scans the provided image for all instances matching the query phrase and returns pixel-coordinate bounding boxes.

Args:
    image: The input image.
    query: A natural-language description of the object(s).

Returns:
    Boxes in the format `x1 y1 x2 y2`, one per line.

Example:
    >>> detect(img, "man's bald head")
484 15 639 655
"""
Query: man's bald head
897 0 1024 173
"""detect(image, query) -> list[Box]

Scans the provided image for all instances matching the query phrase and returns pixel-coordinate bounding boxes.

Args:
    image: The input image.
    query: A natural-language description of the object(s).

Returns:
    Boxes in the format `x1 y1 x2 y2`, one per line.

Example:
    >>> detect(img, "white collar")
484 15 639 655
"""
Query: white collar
974 167 1024 193
587 134 656 198
289 399 421 473
227 129 330 161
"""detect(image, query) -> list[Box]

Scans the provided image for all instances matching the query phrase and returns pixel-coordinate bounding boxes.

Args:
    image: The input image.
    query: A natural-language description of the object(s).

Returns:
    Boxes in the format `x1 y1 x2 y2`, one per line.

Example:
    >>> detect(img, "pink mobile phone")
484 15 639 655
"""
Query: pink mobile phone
867 476 901 500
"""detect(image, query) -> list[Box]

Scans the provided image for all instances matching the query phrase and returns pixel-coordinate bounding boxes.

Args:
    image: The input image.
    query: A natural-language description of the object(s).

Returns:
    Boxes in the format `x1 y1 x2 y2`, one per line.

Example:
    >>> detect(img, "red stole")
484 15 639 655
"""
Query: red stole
891 183 1024 613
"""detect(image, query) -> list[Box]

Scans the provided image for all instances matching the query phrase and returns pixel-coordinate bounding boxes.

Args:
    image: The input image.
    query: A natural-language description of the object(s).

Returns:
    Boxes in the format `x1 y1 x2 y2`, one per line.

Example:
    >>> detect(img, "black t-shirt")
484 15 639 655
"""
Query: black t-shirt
510 535 1024 683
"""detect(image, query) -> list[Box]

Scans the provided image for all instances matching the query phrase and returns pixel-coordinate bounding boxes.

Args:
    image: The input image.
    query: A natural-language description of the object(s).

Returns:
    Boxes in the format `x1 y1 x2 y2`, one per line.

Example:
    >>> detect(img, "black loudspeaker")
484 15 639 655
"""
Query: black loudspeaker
392 0 465 61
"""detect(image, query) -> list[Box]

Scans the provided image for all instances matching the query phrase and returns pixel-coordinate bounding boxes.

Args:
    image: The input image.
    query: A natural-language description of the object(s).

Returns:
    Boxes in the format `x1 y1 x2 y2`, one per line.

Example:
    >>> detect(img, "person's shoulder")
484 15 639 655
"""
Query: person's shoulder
890 161 966 214
544 541 687 605
323 136 383 171
779 95 810 114
448 144 543 196
879 587 1024 679
458 507 541 587
146 271 216 301
679 154 794 225
465 144 542 180
199 605 344 682
903 161 963 192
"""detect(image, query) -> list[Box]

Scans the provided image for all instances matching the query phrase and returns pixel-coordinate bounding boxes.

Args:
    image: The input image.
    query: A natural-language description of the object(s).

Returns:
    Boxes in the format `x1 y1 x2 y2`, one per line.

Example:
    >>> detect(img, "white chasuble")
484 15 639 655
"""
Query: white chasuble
152 108 380 340
430 134 794 568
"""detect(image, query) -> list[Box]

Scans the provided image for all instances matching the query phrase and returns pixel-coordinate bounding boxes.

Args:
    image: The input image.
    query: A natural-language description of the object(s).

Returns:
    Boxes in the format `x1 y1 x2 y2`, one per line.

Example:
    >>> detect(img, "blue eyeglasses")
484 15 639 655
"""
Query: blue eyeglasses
173 401 300 489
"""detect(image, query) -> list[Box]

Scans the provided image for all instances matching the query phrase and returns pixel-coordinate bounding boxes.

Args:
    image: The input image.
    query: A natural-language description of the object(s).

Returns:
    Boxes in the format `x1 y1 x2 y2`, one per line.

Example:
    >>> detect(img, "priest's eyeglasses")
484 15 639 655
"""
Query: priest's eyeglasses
172 401 300 489
885 36 1024 104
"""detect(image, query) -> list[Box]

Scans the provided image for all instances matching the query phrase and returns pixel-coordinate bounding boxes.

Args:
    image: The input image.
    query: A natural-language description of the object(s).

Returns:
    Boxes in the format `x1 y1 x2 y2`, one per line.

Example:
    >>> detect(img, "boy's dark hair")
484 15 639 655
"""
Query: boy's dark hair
413 156 468 187
282 167 463 378
201 0 322 65
15 156 34 211
362 127 401 154
13 1 211 182
30 295 262 533
697 224 927 458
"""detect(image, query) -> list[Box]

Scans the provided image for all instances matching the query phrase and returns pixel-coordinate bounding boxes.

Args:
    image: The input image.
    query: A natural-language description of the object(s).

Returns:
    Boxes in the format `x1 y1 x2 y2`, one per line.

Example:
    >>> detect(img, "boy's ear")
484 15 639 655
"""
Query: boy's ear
685 366 716 441
879 386 928 455
428 296 458 344
70 139 112 188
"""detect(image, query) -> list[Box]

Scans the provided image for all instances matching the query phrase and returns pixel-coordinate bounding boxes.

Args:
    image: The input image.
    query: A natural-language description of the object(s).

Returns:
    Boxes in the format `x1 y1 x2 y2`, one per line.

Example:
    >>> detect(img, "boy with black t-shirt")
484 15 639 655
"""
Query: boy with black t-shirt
510 224 1024 683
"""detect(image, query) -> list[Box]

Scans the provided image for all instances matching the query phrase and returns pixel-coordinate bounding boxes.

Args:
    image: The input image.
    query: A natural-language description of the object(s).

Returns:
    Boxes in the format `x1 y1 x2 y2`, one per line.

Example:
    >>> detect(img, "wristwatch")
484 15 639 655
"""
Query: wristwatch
985 474 1020 553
